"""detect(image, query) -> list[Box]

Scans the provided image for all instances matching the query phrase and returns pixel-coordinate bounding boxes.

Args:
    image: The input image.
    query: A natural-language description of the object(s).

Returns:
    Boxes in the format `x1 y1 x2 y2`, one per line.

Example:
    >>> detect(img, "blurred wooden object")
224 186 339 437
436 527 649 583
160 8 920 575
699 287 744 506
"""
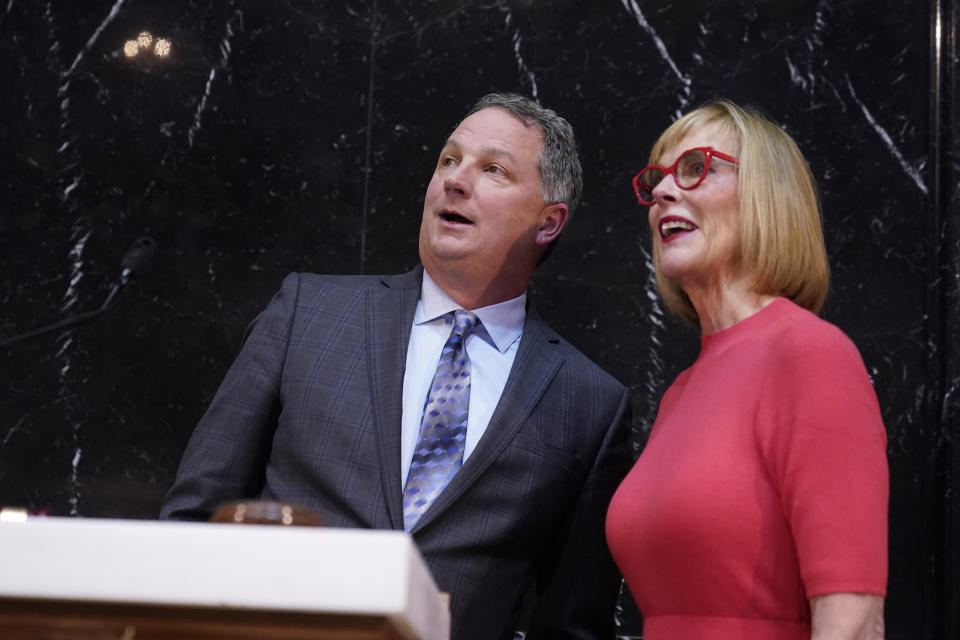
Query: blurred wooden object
209 500 325 526
0 599 406 639
0 516 449 639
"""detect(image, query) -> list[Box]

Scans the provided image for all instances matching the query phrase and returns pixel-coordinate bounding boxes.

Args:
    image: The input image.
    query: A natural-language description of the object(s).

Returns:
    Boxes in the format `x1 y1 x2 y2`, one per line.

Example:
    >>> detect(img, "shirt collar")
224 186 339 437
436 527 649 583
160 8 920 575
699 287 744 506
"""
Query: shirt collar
415 270 526 354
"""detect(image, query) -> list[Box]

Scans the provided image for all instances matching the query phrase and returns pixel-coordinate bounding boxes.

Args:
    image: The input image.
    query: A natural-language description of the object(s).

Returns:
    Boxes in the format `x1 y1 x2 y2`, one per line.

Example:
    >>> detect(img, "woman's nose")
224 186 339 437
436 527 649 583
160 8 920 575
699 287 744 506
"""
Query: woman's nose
651 173 679 202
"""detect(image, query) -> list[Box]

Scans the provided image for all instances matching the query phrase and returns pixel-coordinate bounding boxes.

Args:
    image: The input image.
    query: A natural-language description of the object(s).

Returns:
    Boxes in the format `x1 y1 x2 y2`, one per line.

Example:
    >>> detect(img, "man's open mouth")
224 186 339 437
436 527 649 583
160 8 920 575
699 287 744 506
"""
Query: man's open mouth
440 211 473 224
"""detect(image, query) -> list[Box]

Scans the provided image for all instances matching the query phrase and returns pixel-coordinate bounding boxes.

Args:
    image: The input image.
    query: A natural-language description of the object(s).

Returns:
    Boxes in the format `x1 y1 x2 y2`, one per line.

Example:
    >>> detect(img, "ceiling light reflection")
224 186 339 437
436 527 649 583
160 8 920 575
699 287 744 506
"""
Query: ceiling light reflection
154 38 171 57
122 31 172 62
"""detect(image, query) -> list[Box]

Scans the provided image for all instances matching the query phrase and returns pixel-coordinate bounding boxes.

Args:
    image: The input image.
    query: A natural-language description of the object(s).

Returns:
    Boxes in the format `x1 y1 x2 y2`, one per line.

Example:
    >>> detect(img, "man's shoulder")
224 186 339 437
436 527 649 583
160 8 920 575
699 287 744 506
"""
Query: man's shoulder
560 340 626 392
526 314 627 394
285 269 420 297
295 269 416 289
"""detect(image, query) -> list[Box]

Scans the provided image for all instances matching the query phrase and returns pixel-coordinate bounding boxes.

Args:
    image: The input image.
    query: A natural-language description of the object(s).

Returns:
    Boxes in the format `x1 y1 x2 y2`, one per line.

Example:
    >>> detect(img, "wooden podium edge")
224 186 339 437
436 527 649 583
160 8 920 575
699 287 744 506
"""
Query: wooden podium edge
0 597 407 640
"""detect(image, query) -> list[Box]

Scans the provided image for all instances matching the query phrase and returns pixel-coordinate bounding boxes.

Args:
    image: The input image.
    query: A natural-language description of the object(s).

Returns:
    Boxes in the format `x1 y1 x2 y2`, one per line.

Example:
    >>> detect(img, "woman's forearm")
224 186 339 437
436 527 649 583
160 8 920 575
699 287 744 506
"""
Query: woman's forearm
810 593 884 640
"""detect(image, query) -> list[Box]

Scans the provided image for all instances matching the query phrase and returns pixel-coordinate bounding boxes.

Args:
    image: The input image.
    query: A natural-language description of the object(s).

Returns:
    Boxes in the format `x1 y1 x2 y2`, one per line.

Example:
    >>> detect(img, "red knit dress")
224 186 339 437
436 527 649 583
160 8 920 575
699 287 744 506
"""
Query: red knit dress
606 298 888 639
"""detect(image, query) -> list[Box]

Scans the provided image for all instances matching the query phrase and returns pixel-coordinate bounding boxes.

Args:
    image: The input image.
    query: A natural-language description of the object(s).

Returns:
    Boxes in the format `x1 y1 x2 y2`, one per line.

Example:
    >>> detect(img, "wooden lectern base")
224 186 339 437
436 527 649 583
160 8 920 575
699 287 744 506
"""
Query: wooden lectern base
0 599 406 640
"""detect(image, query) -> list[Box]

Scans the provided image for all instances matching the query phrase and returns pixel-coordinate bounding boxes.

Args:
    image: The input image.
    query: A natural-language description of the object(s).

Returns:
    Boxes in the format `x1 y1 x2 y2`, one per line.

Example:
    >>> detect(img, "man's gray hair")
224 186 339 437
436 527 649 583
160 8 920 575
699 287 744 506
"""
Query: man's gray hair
466 92 583 218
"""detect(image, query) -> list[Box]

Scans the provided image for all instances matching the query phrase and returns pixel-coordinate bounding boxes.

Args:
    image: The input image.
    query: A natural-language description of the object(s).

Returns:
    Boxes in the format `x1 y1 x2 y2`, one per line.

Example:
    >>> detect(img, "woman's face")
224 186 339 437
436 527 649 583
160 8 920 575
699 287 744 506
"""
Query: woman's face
648 123 741 292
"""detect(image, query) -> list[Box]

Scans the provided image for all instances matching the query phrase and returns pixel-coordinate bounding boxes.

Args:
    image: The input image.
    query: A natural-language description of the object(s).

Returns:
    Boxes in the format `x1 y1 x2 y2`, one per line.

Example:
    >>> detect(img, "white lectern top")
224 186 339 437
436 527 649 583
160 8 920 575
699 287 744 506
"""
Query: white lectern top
0 516 449 640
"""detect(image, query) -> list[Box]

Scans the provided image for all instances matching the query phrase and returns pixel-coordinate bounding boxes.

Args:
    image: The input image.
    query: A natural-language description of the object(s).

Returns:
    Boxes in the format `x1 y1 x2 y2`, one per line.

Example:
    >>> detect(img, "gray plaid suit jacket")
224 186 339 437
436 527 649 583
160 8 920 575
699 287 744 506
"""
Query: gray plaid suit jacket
160 267 633 640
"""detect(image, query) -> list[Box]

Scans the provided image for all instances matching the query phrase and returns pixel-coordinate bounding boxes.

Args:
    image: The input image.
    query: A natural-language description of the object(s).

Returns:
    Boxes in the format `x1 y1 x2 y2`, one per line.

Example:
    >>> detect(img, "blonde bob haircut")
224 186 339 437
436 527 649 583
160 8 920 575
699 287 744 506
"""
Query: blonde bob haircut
648 100 830 326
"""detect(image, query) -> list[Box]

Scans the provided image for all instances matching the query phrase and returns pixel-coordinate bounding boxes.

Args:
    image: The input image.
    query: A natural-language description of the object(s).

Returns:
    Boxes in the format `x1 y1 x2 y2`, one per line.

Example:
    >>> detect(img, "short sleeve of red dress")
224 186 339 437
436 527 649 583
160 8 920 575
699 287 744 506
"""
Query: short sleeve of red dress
755 318 889 597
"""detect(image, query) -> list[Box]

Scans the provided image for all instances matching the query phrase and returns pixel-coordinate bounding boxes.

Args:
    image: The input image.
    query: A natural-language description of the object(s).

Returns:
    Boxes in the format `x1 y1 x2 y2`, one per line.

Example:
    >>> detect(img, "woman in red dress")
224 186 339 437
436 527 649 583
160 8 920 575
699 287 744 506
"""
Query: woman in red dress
606 101 888 639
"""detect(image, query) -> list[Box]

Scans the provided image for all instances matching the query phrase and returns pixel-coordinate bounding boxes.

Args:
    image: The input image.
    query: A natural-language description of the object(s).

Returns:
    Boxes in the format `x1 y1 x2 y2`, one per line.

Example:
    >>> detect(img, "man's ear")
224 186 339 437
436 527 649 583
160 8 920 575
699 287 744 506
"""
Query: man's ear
536 203 569 246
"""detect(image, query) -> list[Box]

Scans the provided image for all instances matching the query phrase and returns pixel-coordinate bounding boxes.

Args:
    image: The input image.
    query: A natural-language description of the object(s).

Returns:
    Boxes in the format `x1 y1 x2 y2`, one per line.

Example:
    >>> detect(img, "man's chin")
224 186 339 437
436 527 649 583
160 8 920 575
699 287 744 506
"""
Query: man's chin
421 237 475 264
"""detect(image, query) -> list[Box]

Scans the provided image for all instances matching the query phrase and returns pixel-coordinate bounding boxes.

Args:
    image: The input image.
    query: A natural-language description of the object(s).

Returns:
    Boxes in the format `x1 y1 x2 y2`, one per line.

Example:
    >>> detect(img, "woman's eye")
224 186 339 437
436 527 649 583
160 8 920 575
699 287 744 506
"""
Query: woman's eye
680 161 705 178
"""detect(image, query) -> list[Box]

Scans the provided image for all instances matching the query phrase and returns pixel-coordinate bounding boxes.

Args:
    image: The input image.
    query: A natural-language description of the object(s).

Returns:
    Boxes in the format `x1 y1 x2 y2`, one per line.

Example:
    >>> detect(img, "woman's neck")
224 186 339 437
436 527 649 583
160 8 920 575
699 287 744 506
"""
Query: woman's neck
686 278 778 334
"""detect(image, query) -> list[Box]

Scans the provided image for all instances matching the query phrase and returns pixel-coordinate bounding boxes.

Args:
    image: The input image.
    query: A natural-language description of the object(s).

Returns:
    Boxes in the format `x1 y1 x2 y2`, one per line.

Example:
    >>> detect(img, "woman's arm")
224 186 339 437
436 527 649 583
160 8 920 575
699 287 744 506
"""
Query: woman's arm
810 593 884 640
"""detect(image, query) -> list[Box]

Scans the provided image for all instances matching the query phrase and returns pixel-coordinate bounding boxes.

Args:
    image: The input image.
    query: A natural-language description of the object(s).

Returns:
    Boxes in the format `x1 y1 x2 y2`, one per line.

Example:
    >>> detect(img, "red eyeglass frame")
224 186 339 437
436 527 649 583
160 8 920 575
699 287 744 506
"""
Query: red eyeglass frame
632 146 739 206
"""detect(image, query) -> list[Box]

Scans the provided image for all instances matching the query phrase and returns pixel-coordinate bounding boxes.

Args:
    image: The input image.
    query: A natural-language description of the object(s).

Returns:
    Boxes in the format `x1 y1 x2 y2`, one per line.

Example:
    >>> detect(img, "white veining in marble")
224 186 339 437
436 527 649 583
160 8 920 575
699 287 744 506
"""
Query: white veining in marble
188 9 242 148
845 74 927 195
639 245 665 438
501 7 538 101
620 0 692 114
63 0 127 78
68 446 82 515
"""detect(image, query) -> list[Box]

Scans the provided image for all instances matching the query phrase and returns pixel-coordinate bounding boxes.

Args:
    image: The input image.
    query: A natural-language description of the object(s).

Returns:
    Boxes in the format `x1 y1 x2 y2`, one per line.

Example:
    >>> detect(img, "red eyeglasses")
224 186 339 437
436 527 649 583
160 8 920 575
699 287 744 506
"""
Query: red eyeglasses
632 146 739 205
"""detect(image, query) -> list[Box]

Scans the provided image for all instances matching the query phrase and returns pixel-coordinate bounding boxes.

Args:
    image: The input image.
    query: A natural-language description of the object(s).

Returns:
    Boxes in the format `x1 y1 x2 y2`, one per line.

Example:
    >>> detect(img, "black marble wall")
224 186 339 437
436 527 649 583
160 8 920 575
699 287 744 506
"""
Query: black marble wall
1 0 957 637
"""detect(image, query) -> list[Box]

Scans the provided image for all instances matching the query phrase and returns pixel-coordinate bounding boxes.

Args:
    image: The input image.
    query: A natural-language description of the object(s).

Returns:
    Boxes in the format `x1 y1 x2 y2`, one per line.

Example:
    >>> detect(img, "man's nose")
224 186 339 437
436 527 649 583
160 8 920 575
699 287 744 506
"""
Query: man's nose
443 166 471 197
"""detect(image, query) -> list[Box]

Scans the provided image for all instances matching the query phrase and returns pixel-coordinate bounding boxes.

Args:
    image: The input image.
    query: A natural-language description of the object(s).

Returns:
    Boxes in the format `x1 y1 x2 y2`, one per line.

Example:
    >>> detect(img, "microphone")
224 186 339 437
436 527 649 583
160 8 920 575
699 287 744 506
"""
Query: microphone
0 236 158 347
120 236 158 285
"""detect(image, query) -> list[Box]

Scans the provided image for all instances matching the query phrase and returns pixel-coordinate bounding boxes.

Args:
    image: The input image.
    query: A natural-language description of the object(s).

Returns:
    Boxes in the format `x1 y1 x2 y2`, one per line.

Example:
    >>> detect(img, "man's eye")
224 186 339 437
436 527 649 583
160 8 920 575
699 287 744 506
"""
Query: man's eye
440 156 458 167
486 165 505 175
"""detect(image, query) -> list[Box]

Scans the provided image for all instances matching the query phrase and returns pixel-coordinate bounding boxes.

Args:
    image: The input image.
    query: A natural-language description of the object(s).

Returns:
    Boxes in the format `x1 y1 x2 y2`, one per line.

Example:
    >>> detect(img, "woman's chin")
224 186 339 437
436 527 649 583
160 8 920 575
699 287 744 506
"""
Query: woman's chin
658 259 700 285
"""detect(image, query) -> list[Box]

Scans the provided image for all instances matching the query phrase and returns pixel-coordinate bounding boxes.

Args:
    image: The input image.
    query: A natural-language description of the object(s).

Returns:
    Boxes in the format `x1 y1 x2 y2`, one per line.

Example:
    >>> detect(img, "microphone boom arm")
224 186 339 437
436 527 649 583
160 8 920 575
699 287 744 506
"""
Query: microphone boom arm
0 237 157 348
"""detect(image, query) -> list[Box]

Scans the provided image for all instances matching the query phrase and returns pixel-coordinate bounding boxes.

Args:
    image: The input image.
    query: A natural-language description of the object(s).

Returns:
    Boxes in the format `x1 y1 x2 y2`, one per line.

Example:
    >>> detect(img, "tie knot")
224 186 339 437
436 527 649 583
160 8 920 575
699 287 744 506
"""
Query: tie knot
452 310 479 337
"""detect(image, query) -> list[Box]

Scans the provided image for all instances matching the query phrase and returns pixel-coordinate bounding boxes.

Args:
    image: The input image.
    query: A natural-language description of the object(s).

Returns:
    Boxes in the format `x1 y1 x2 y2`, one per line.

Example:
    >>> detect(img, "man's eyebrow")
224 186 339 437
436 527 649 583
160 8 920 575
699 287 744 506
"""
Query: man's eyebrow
443 138 517 164
478 146 517 164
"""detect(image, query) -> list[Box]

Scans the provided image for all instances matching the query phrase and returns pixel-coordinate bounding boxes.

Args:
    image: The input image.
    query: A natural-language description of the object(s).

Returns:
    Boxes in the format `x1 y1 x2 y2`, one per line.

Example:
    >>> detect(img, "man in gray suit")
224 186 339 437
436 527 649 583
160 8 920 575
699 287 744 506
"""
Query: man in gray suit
161 93 633 639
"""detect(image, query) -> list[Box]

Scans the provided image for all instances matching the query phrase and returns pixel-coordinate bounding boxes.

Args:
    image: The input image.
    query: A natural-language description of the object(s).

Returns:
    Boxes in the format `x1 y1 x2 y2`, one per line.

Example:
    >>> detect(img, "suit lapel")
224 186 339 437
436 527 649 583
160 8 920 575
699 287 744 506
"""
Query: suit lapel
367 267 422 530
411 304 564 532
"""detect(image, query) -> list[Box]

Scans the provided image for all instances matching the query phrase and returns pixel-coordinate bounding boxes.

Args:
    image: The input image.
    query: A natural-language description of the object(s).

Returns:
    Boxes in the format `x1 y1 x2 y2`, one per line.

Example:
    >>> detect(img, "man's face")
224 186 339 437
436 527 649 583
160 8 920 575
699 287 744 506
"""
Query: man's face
418 107 561 298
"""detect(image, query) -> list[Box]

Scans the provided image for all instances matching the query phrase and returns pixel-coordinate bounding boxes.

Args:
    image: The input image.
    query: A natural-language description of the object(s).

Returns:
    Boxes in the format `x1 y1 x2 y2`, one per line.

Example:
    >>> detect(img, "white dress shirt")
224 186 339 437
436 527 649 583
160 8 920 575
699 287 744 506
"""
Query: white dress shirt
400 271 526 485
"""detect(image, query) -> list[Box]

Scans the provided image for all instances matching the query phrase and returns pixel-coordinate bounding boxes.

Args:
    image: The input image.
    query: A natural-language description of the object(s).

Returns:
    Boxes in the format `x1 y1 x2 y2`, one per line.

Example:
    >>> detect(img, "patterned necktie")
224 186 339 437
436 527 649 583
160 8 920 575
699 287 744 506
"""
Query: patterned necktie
402 309 480 531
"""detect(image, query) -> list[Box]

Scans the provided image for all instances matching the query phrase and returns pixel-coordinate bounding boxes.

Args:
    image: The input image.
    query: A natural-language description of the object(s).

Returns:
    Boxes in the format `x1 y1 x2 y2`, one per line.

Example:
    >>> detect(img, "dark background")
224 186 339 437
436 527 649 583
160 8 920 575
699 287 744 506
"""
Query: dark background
1 1 957 637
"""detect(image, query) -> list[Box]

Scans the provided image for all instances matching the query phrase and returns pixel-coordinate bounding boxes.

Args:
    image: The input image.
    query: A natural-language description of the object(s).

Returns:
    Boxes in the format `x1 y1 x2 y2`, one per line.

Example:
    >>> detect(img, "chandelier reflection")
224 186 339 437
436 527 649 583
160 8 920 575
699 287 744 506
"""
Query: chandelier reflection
154 38 171 57
123 31 172 60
